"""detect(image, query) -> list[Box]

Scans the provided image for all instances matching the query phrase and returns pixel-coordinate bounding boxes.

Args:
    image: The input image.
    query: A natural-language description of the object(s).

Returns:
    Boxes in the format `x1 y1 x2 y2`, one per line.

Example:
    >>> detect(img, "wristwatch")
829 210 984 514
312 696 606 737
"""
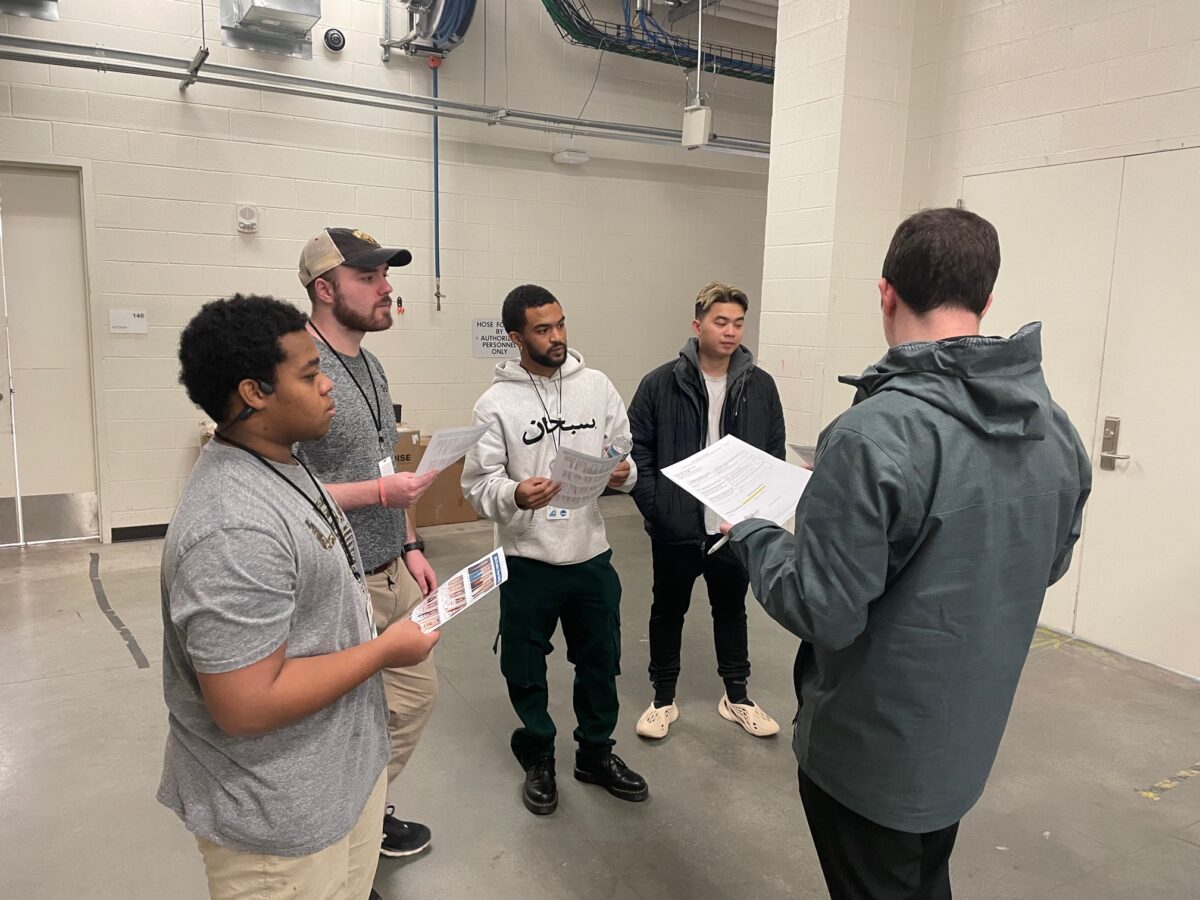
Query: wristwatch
402 539 426 554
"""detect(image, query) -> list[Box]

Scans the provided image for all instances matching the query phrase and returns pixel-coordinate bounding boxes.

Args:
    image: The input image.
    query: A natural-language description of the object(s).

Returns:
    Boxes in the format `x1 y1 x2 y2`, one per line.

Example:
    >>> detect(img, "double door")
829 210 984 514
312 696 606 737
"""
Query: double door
963 147 1199 678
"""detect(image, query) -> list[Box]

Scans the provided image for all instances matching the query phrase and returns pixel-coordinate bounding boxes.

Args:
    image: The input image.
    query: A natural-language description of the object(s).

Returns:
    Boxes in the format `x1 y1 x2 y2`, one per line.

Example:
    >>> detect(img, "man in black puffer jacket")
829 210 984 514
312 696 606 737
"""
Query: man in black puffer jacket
628 282 786 741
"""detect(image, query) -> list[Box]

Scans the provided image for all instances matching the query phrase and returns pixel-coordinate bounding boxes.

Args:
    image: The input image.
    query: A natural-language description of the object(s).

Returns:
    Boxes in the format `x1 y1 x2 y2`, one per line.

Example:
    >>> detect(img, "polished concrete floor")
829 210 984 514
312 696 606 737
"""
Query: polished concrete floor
1 496 1198 900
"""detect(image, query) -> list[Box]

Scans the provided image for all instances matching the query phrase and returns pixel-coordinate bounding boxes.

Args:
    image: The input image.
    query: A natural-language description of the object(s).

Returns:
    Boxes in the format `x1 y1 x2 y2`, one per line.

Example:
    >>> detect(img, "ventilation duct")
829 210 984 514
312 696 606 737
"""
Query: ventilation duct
220 0 322 60
0 0 58 21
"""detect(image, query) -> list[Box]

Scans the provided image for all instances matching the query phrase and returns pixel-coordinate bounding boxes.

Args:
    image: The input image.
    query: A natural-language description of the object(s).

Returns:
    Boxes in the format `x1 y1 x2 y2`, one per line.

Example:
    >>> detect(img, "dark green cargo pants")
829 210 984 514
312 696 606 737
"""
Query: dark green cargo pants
498 550 622 768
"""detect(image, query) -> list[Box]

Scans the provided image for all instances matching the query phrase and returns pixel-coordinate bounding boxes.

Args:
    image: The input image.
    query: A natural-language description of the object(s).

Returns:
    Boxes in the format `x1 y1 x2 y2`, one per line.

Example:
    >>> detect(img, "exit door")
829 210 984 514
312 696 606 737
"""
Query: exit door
0 165 99 546
963 149 1200 679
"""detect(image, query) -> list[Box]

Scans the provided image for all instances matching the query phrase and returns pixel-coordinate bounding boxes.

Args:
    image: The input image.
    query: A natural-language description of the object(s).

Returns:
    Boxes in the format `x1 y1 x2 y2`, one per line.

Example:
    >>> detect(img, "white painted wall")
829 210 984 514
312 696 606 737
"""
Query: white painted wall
760 0 914 444
0 0 774 535
762 0 1200 443
904 0 1200 210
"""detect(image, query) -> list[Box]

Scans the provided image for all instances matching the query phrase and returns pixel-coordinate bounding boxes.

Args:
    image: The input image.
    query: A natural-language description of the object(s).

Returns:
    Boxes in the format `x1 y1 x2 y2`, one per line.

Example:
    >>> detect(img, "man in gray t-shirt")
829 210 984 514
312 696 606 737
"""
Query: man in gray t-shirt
161 295 437 898
294 227 441 859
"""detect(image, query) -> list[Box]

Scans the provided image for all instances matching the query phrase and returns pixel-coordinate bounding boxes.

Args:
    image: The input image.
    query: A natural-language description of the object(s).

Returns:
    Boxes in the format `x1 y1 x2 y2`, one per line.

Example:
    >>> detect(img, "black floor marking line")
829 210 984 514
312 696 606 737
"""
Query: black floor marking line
88 552 150 669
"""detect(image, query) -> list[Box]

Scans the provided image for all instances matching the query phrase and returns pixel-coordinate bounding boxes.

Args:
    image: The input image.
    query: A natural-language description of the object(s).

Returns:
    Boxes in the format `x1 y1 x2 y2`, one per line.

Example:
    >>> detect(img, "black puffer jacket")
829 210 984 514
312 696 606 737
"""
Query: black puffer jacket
629 339 786 545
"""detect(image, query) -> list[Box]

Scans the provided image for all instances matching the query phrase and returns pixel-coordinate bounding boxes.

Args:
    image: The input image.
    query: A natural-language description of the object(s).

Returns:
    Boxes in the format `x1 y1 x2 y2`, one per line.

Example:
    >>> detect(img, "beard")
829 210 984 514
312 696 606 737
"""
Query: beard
528 342 567 370
332 286 393 333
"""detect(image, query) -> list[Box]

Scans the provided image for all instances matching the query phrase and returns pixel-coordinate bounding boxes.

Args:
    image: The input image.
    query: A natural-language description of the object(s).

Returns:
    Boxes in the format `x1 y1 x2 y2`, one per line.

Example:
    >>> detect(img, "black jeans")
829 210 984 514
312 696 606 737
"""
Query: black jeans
647 537 751 699
799 767 959 900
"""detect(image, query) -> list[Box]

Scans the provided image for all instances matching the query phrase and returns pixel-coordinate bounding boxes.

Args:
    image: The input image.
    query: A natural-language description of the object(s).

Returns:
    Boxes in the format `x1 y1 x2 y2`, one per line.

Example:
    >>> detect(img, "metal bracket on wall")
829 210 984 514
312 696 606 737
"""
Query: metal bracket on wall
179 46 210 91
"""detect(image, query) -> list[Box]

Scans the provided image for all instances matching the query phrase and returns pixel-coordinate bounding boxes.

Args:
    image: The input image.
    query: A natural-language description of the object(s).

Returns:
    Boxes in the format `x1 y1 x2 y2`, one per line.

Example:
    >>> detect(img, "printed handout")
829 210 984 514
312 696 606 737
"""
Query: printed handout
547 447 623 509
409 548 508 633
415 424 491 476
662 435 812 527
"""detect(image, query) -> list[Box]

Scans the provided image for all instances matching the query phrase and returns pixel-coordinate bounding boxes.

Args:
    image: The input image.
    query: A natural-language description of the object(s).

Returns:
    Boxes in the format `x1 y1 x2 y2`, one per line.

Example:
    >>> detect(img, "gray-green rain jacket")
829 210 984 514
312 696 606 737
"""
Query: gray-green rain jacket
730 323 1091 832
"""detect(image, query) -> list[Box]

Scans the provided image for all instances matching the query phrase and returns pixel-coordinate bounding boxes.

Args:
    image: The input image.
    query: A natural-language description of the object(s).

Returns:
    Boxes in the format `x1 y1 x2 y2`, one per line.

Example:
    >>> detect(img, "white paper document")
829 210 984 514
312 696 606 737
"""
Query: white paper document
662 435 813 527
547 447 624 509
409 548 508 633
414 424 491 476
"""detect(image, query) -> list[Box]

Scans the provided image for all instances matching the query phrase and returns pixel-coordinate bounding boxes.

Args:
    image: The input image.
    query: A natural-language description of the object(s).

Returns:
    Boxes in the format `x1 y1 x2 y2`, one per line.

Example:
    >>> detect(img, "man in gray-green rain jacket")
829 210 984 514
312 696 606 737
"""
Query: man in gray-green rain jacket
727 208 1091 900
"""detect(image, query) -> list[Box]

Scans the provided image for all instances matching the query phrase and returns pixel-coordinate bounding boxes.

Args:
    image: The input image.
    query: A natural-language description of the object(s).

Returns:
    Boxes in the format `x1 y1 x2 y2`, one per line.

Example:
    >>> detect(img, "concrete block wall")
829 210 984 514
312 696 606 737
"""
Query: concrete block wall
904 0 1200 209
0 0 773 535
760 0 913 444
762 0 1200 443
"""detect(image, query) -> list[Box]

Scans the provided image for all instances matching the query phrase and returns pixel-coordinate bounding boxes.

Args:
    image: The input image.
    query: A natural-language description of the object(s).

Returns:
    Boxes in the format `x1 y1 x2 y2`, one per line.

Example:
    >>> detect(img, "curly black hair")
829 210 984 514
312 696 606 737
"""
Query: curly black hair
502 283 559 334
178 294 308 422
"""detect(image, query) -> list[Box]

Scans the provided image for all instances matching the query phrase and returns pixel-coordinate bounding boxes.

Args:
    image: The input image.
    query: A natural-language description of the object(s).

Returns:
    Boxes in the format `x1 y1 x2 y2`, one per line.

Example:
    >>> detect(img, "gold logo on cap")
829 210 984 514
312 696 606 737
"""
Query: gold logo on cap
352 229 379 246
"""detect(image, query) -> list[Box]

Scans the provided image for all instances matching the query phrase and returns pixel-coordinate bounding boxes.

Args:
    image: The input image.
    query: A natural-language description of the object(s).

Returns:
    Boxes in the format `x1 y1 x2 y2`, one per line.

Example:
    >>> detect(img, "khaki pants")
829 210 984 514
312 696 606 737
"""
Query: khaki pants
367 557 439 783
197 770 387 900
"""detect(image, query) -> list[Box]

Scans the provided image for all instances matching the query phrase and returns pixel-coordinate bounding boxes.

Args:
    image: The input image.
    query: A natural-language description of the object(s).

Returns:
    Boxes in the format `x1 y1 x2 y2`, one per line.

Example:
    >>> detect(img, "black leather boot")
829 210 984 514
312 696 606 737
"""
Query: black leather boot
574 753 649 802
523 758 558 815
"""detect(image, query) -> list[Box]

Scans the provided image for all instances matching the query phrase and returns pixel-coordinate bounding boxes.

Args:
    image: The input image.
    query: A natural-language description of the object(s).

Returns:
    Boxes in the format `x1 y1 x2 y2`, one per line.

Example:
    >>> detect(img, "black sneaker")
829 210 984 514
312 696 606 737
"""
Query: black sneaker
381 805 432 857
574 753 649 802
522 757 558 815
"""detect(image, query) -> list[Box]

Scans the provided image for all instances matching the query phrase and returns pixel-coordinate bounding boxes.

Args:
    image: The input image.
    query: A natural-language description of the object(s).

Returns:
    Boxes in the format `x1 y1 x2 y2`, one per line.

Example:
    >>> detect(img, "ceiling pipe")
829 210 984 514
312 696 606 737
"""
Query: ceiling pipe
0 34 769 157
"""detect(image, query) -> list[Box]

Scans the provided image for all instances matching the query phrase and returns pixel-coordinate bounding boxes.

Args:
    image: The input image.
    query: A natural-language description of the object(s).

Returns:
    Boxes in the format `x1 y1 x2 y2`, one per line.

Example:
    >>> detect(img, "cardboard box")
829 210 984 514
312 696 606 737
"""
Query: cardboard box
393 435 479 527
416 436 478 527
394 423 422 470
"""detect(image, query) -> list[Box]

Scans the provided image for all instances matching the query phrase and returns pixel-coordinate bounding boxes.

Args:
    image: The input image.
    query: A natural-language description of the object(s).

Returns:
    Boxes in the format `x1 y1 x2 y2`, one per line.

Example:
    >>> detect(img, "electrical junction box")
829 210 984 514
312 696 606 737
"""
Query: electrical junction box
682 104 713 149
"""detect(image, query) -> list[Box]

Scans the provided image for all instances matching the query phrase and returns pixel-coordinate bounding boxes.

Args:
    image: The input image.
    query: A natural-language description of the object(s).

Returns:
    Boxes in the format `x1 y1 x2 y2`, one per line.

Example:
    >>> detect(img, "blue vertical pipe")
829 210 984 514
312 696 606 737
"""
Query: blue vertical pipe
431 60 443 311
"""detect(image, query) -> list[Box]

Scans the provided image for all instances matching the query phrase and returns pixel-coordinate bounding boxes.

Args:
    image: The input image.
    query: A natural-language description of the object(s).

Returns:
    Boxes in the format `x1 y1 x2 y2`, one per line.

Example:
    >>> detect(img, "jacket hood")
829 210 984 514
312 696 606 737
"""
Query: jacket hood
678 338 755 383
493 348 585 384
840 322 1051 441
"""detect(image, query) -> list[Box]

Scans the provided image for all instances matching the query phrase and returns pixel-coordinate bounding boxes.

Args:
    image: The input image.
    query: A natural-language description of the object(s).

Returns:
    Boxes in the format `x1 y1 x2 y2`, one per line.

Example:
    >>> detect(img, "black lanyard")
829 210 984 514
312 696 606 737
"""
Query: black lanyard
526 367 564 450
308 322 383 437
215 433 362 582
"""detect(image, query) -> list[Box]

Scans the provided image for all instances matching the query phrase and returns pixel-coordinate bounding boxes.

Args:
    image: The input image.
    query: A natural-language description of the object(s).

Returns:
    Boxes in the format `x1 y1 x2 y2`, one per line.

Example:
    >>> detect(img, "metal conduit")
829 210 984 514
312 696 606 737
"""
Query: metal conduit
0 35 769 157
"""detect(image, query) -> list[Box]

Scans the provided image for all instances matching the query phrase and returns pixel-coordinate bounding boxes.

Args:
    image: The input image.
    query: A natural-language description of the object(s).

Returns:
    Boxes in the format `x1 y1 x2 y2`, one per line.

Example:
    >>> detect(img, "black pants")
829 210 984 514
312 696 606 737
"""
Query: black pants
498 551 622 769
647 537 750 699
799 767 959 900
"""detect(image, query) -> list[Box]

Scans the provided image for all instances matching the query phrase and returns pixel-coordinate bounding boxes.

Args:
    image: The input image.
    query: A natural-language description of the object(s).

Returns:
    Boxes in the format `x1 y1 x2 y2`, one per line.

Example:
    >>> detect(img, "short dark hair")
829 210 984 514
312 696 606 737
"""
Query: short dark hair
179 294 308 422
881 207 1000 315
694 282 749 320
502 284 559 334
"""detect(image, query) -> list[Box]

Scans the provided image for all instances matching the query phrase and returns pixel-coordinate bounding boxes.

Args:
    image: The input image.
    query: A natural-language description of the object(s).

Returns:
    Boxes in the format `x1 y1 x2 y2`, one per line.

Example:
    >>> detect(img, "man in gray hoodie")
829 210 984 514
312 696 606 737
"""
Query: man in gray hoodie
726 208 1091 899
462 284 648 816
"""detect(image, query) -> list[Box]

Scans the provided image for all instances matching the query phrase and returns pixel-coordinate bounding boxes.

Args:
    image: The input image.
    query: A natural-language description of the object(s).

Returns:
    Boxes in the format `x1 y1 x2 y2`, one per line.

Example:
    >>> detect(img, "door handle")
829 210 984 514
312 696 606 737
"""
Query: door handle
1100 416 1129 470
1100 452 1129 469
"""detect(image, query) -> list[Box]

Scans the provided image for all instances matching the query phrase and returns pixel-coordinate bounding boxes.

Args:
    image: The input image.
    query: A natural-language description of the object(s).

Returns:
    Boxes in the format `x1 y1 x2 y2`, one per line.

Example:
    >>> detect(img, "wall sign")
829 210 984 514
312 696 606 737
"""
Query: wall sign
109 309 148 334
472 319 519 359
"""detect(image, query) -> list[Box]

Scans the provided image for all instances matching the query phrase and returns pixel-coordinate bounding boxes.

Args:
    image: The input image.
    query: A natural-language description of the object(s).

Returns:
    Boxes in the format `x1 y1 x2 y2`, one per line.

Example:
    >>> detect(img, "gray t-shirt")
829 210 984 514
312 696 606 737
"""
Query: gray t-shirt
295 340 406 572
158 439 388 857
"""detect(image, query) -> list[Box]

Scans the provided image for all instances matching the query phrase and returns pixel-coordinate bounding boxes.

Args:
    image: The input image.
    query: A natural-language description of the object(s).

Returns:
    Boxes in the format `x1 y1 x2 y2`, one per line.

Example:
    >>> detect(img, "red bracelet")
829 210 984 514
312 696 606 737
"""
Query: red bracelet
378 478 388 508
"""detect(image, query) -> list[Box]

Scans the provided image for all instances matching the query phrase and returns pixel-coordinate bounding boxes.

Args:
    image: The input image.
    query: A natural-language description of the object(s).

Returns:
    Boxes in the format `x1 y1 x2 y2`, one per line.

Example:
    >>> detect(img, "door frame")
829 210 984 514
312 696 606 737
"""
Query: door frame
0 154 109 543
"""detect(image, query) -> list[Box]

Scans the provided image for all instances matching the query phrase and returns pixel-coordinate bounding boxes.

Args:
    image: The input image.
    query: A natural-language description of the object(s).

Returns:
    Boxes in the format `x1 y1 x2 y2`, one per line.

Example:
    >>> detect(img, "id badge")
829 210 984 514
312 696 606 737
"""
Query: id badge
359 579 378 639
378 456 395 477
546 507 570 521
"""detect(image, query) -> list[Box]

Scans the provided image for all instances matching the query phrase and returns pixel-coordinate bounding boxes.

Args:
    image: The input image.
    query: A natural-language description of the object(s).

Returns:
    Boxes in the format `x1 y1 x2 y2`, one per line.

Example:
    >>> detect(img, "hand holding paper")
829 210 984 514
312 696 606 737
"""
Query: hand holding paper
410 549 509 633
662 435 813 534
547 447 624 509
